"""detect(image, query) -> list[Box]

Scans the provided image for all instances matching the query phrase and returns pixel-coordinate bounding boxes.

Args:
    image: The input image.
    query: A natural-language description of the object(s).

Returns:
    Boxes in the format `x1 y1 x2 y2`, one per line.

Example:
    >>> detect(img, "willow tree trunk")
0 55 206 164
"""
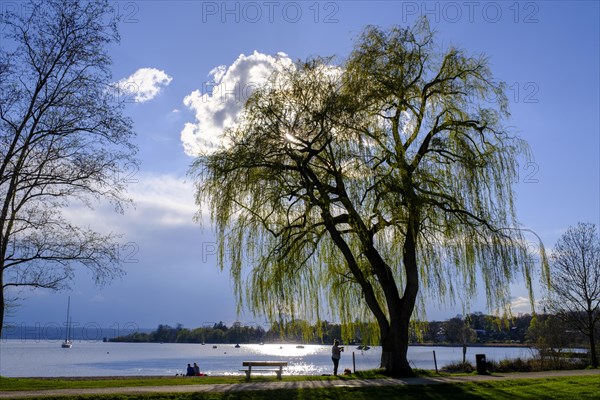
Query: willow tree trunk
380 315 413 376
380 209 420 377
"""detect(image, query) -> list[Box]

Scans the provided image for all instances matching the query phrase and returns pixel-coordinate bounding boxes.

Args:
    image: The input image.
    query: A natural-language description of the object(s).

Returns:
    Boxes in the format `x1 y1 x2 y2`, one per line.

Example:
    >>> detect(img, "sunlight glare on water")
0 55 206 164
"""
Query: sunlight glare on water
244 344 322 357
242 344 335 375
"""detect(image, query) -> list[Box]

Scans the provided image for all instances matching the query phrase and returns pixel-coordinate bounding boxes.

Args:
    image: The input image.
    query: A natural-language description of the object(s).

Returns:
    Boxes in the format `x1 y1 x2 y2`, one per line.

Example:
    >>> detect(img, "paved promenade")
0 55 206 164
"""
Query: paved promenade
1 369 598 399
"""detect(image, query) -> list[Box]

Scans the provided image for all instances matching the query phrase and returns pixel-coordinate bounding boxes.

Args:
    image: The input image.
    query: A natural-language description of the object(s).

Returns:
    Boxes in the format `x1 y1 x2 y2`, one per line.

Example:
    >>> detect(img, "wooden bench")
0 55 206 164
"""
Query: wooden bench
241 361 288 381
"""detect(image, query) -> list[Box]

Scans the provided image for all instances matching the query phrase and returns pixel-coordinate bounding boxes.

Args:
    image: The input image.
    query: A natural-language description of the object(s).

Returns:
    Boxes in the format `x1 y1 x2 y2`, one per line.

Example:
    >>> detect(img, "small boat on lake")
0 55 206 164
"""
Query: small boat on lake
61 297 73 348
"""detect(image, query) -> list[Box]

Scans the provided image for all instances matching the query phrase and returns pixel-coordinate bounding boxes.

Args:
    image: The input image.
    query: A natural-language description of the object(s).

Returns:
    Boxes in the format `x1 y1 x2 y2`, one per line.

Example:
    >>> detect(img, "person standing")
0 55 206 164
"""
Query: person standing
331 339 344 376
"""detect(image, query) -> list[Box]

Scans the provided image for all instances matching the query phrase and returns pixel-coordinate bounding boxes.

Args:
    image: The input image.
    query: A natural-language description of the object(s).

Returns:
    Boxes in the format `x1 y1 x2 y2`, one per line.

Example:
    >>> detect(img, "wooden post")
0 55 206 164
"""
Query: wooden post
352 352 356 373
433 350 438 374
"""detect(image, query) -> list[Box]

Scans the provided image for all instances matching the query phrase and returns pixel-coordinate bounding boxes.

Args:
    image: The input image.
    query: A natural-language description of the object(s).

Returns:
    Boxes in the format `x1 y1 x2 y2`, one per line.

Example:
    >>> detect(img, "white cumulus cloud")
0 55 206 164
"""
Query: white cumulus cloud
127 174 198 227
509 296 537 314
181 51 293 156
115 68 173 103
62 173 199 232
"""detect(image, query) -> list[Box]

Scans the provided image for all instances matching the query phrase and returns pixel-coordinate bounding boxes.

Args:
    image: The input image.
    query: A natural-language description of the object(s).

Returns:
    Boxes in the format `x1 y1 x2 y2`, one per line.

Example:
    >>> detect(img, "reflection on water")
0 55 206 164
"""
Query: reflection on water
0 340 535 377
245 344 323 357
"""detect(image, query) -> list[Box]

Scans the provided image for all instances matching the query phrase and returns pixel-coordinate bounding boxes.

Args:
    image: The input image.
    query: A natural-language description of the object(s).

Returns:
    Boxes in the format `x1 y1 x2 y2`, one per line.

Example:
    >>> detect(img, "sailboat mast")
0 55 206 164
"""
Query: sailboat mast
61 296 73 348
65 296 71 341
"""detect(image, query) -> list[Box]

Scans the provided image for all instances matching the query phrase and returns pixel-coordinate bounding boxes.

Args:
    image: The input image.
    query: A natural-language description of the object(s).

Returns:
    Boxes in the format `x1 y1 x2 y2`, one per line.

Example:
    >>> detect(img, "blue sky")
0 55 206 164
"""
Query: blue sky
5 1 599 334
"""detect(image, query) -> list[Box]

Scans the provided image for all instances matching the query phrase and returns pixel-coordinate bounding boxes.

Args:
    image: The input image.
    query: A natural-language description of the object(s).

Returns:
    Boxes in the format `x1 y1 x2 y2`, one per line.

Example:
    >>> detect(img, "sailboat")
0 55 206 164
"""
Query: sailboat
61 296 73 348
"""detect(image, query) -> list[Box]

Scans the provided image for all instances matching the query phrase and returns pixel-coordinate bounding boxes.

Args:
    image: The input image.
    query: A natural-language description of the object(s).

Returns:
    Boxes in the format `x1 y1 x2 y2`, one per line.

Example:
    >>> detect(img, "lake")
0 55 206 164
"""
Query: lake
0 340 535 377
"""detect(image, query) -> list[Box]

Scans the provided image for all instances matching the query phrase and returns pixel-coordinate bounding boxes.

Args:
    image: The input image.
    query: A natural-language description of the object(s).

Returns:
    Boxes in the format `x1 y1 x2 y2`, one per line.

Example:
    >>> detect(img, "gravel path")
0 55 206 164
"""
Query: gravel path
1 369 598 399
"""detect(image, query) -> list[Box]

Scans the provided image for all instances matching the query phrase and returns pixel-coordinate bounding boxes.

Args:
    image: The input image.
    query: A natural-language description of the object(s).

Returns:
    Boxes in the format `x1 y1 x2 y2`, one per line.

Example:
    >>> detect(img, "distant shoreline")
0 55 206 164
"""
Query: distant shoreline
410 343 530 348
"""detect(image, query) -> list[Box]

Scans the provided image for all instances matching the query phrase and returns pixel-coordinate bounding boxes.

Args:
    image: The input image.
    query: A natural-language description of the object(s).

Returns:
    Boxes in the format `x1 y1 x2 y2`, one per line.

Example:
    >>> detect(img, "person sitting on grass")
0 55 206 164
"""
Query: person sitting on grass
186 363 195 376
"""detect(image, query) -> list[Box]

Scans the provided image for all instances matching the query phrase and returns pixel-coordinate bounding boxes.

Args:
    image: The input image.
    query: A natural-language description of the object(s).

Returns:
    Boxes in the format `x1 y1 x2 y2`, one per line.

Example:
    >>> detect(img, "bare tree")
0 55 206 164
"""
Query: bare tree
545 222 600 367
0 0 137 334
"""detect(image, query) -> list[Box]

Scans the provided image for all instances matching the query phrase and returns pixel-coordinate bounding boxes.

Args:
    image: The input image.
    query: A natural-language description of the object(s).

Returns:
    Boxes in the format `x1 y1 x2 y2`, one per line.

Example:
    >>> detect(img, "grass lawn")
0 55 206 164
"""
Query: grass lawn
0 373 598 400
0 374 342 391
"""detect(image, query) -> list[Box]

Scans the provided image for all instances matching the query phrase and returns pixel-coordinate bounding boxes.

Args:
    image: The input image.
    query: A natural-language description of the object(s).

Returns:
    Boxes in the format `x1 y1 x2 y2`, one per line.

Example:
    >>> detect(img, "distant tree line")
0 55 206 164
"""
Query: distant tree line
110 320 345 345
110 312 596 350
421 312 592 349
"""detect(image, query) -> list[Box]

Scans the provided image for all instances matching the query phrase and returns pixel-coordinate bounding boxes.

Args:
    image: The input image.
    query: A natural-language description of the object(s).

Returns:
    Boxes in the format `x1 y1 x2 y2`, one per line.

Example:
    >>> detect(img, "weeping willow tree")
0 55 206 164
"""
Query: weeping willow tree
192 19 546 376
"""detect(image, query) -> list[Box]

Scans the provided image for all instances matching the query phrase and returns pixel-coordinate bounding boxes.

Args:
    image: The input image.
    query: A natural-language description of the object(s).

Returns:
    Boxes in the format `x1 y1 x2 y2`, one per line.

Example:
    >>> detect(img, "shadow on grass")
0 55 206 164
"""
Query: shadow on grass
33 384 530 400
5 374 598 400
207 379 599 400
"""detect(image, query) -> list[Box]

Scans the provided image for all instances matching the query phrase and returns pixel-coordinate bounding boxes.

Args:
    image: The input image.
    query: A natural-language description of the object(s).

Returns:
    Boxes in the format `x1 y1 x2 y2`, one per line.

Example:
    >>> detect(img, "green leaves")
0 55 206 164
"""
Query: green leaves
193 19 538 346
